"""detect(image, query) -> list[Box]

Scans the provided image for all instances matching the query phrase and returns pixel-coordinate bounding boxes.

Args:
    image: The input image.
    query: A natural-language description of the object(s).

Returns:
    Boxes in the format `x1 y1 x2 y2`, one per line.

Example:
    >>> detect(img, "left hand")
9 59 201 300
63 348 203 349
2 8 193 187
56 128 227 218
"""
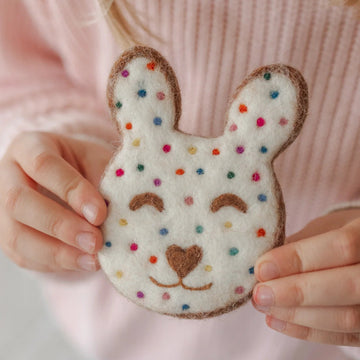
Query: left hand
252 207 360 346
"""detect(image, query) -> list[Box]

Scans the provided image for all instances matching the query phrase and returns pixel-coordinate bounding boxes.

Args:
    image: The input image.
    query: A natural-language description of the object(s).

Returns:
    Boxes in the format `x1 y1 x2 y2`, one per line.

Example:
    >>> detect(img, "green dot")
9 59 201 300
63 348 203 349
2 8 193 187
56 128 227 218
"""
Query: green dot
227 171 235 179
137 164 144 172
196 225 204 234
264 72 271 80
115 101 122 108
229 247 239 256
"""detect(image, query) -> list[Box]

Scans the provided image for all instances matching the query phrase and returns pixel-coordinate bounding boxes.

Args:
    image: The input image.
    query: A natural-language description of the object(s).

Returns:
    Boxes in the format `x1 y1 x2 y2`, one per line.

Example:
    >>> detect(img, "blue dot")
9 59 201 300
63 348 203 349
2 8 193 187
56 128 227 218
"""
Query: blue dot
229 247 239 256
196 225 204 234
138 89 147 97
196 168 204 175
105 241 112 247
258 194 267 202
264 72 271 80
182 304 190 311
159 228 168 236
249 266 255 274
153 117 162 126
115 101 122 109
270 90 279 99
260 146 268 153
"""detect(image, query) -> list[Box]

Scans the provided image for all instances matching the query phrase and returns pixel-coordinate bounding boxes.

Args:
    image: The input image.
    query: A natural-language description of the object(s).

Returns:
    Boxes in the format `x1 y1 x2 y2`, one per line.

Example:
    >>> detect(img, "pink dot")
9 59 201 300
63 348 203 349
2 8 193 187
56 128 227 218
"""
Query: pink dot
163 144 171 153
236 146 245 154
137 291 144 298
252 172 260 182
162 292 170 300
157 92 165 100
279 117 289 126
116 168 124 177
154 178 161 186
184 196 194 205
121 70 129 77
235 286 244 295
257 117 265 127
130 243 138 251
229 123 238 132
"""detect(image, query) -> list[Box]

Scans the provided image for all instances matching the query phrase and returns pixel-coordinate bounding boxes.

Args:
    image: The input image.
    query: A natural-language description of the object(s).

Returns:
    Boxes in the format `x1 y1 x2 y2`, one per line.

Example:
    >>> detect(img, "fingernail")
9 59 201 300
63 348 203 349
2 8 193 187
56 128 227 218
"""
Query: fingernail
255 285 274 306
259 262 279 281
254 304 270 313
82 203 98 224
269 317 286 332
76 232 96 253
77 254 97 271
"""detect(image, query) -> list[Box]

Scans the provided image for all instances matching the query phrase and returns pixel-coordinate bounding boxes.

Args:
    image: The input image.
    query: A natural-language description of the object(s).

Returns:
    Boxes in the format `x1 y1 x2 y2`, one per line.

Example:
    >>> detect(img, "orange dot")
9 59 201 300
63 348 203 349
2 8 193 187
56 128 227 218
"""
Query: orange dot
212 148 220 155
147 62 156 71
257 228 266 237
239 104 248 113
149 256 157 264
176 168 185 175
125 122 132 130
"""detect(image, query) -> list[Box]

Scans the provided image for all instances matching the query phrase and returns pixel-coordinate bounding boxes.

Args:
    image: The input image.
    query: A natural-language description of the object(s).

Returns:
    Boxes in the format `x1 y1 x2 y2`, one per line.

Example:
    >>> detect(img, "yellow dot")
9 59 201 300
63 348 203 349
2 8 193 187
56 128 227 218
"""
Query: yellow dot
132 138 140 146
116 271 123 278
188 146 197 155
224 221 232 228
119 218 128 226
204 265 212 272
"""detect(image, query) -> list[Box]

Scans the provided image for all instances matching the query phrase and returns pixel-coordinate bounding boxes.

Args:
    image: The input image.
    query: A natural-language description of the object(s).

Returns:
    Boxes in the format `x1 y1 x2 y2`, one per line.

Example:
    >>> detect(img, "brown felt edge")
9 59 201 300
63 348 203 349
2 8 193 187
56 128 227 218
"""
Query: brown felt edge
100 47 309 320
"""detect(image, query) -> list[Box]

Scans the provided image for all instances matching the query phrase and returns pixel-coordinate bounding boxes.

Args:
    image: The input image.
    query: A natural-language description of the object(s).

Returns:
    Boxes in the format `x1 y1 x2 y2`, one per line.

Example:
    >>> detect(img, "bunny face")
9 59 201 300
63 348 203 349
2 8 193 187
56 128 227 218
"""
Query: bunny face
99 47 308 319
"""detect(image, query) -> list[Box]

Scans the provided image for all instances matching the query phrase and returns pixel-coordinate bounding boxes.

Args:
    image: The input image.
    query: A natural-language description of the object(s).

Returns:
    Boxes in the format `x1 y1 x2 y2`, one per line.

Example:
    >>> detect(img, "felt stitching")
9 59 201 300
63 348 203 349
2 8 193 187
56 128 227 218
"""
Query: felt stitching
210 194 248 213
129 192 164 212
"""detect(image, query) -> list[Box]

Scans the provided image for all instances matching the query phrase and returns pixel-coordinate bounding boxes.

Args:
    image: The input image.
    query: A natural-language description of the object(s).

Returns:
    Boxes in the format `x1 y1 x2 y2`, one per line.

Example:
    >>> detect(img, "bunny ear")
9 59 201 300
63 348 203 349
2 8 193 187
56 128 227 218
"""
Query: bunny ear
224 64 308 160
107 46 182 135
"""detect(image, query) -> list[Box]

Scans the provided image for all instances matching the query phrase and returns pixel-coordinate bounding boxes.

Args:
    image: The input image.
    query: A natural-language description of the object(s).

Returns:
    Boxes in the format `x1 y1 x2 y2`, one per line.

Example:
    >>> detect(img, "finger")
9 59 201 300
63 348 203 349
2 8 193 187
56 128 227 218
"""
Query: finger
253 264 360 307
255 221 360 282
1 162 103 254
252 299 360 333
11 132 106 225
265 315 360 346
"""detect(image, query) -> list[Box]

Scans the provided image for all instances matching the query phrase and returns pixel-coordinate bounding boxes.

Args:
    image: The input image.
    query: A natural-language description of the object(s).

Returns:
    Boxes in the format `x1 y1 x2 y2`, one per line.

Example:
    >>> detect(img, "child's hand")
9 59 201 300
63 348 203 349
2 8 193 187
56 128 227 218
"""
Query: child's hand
252 207 360 346
0 131 112 273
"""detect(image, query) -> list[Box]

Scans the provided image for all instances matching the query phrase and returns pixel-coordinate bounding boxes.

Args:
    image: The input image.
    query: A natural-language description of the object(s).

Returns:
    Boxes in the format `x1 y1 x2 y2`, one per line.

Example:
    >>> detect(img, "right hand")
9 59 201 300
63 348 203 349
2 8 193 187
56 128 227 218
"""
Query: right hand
0 131 113 273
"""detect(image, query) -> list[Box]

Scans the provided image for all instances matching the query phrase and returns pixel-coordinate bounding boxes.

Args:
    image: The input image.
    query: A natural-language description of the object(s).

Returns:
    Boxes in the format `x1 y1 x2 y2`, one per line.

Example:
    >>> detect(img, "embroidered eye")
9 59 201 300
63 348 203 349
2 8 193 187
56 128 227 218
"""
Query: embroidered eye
210 194 247 213
129 192 164 212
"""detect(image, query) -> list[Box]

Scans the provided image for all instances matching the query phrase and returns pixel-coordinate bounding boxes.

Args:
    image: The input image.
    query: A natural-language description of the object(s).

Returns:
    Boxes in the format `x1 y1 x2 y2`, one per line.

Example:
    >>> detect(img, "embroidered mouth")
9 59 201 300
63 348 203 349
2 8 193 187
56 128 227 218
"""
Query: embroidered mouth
149 276 212 291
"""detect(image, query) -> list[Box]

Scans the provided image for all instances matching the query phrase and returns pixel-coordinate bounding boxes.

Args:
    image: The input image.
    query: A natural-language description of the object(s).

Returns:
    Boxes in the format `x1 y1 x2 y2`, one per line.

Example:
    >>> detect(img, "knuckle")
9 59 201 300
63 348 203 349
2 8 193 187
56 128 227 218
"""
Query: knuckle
32 151 55 174
50 243 63 269
339 308 360 332
292 246 304 273
337 228 358 264
293 282 305 306
63 176 83 204
13 254 28 269
4 185 23 213
48 216 64 239
296 325 311 340
286 307 297 323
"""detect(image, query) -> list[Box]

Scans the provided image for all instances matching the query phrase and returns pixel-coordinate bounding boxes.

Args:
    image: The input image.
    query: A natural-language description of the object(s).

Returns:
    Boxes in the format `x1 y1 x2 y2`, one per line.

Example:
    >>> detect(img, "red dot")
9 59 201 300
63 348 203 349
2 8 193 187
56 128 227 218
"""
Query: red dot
162 292 170 300
252 172 260 182
229 124 238 132
176 168 185 175
147 62 156 70
157 92 165 100
235 286 244 294
163 144 171 153
212 148 220 155
149 256 157 264
125 122 132 130
130 243 138 251
257 117 265 127
239 104 248 113
257 228 266 237
116 168 124 177
184 196 194 205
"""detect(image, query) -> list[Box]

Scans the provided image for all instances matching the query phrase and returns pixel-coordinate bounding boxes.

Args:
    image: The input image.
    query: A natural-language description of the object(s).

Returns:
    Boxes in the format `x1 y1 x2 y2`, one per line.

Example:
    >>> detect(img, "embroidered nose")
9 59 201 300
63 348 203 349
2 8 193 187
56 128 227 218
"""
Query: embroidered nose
166 245 202 279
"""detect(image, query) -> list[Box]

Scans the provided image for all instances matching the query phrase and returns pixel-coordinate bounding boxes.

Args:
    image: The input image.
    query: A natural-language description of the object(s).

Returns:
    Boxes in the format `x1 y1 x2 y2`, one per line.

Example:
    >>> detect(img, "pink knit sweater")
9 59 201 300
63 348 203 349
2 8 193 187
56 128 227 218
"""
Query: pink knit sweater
1 0 360 359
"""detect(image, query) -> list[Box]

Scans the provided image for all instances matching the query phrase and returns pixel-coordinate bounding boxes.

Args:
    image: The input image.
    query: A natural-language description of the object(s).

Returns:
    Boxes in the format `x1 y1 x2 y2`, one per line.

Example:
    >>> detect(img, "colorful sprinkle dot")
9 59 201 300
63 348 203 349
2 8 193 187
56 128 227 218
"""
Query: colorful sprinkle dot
239 104 248 113
138 89 147 97
130 243 138 251
121 70 129 77
196 225 204 234
116 168 124 177
205 265 212 272
132 138 140 146
188 146 197 154
235 286 244 294
227 171 235 179
125 122 132 130
176 168 185 175
137 291 145 298
149 256 158 264
154 178 162 186
115 101 122 109
257 117 265 127
182 304 190 311
229 247 239 256
105 241 112 247
147 62 156 70
249 266 255 274
252 172 260 182
236 146 245 154
157 92 165 100
212 148 220 155
224 221 232 228
229 123 238 132
184 196 194 205
279 117 289 126
257 228 266 237
258 194 267 202
119 219 128 226
260 146 268 153
162 292 170 300
264 72 271 80
159 228 169 236
270 90 279 99
137 164 145 172
196 168 204 175
153 117 162 126
163 144 171 153
116 271 123 278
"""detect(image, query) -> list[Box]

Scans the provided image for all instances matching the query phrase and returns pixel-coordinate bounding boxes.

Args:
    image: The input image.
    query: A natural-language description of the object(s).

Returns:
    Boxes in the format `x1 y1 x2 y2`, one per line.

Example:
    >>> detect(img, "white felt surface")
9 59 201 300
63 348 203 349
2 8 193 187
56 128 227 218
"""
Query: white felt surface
99 55 300 317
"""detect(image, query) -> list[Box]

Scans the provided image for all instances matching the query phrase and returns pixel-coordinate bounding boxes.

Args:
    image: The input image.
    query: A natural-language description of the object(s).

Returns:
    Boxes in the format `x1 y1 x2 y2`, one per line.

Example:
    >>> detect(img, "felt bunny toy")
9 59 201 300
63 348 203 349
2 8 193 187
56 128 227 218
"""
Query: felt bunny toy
98 46 308 319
